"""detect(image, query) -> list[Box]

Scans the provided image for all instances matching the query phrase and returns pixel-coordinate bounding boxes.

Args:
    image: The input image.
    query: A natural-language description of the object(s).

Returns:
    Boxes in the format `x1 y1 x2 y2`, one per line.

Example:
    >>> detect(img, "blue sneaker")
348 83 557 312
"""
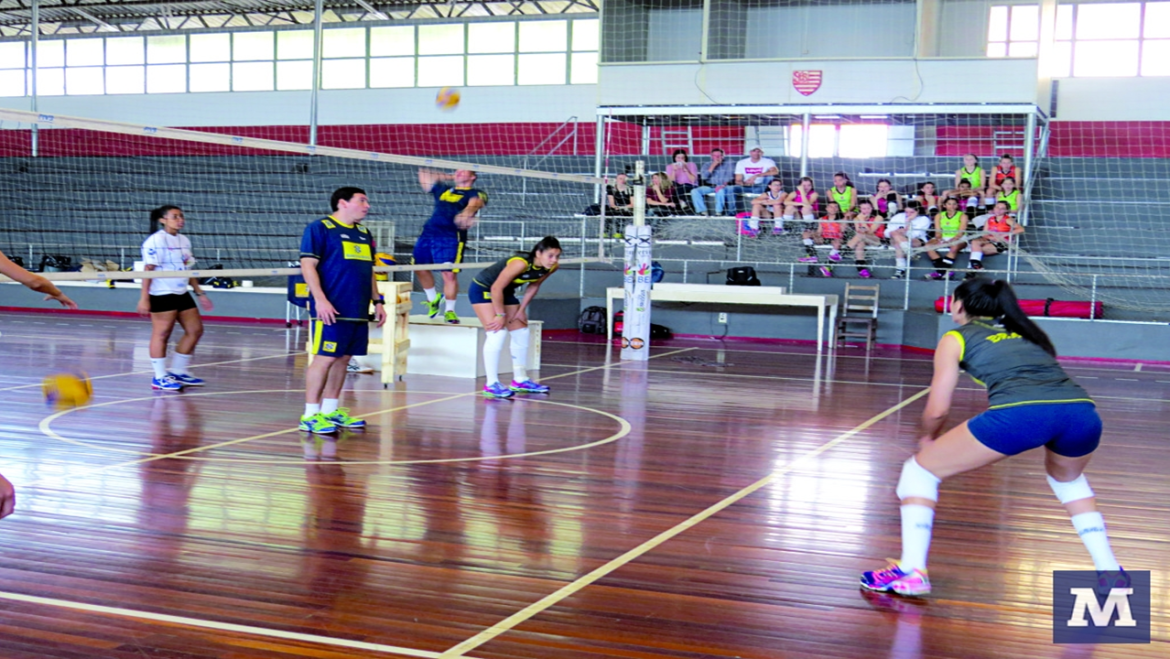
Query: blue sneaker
510 379 550 394
299 412 338 434
323 407 366 429
152 375 183 391
482 382 514 399
426 293 444 319
168 372 204 387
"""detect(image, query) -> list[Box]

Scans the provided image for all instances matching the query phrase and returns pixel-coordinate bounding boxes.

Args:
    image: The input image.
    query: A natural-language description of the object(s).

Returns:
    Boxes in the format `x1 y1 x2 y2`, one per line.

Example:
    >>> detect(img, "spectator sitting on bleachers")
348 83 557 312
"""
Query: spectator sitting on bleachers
690 148 737 217
887 201 932 279
827 171 858 214
967 200 1024 277
995 176 1022 215
985 154 1019 198
781 176 819 227
847 199 882 279
924 196 969 280
727 146 778 214
742 178 787 237
915 181 940 215
646 172 682 217
869 178 902 217
604 172 634 238
799 200 846 278
943 153 986 214
950 179 982 215
665 149 699 211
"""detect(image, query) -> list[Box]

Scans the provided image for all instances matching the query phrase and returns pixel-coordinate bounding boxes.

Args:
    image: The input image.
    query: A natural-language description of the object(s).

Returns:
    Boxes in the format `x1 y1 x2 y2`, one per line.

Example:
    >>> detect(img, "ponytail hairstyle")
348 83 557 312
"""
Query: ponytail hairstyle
527 235 562 263
799 176 816 192
954 278 1056 356
150 205 182 234
833 171 851 187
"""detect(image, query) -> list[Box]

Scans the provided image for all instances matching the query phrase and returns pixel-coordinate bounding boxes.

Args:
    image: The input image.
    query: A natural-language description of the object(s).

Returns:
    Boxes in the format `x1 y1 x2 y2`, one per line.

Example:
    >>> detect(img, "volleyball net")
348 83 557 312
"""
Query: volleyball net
0 108 610 282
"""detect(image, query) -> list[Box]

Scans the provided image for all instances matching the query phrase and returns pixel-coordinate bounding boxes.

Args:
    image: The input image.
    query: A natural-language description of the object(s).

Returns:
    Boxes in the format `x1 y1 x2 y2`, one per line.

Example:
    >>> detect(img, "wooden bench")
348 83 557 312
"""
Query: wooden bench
606 283 839 352
406 316 542 379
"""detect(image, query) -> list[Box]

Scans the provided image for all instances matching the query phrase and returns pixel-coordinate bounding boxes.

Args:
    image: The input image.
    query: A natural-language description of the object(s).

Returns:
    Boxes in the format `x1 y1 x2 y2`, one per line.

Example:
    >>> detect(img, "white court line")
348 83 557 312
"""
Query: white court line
1135 363 1143 372
0 590 459 659
0 352 295 393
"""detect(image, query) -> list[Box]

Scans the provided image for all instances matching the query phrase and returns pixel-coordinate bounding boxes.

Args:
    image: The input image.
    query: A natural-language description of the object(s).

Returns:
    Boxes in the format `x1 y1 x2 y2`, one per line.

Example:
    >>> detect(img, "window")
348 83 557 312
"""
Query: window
0 17 596 98
990 3 1170 77
787 124 836 158
788 124 894 158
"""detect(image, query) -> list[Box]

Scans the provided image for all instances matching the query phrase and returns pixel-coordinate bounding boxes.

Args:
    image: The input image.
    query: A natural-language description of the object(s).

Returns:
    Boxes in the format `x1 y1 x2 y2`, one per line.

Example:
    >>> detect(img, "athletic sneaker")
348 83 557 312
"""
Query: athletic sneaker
323 407 366 429
798 255 818 263
772 224 785 236
925 271 945 281
347 359 374 374
299 412 338 434
828 252 843 262
1096 568 1130 596
893 269 906 279
970 261 985 270
444 311 460 324
168 372 204 387
819 266 833 278
860 560 932 596
858 268 872 279
152 375 183 391
736 220 759 238
482 382 515 398
426 293 444 319
510 379 550 394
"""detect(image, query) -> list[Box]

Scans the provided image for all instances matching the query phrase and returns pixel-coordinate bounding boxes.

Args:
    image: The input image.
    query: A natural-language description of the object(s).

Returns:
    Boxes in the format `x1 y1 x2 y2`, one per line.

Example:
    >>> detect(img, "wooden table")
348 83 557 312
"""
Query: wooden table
606 283 838 352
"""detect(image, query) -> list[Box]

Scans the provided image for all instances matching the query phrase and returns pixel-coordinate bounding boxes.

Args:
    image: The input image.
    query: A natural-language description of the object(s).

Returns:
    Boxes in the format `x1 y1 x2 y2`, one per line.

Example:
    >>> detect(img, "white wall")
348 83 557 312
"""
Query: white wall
1 84 599 127
937 0 994 57
1054 77 1170 121
599 58 1040 106
744 5 917 59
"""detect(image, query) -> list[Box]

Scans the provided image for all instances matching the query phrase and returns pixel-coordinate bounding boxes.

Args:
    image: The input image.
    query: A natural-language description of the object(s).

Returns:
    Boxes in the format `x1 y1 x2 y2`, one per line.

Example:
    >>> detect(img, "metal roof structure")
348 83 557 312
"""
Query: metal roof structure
0 0 600 37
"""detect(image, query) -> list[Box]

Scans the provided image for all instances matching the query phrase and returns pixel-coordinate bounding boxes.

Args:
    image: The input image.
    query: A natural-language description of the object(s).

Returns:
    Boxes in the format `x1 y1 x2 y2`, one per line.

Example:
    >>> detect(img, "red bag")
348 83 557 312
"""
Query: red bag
934 297 1102 319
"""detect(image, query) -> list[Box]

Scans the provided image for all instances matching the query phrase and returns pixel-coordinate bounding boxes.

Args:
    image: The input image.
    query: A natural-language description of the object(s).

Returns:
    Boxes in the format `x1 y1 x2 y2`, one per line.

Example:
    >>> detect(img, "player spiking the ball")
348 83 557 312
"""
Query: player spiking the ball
412 168 487 324
0 247 77 520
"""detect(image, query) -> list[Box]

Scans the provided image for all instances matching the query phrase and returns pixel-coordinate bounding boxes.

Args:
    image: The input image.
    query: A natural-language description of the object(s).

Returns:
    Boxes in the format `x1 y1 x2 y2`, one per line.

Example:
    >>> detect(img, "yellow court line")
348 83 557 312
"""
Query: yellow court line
437 386 932 659
0 590 458 659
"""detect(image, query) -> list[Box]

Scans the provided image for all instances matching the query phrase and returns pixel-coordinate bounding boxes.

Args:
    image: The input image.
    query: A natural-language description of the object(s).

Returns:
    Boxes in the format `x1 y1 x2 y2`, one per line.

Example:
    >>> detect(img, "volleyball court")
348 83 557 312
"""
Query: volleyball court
0 109 1166 658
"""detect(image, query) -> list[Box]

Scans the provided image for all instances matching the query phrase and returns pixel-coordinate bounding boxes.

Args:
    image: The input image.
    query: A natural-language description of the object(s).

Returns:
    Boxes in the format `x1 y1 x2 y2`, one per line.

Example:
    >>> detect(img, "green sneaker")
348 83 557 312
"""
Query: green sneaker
323 407 366 429
299 412 337 434
444 310 460 324
426 293 444 319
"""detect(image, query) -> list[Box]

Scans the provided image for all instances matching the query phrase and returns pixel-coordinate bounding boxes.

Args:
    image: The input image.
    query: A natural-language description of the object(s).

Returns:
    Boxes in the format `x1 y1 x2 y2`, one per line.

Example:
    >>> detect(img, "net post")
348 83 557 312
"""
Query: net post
799 113 811 178
308 0 325 147
30 0 39 158
622 160 652 361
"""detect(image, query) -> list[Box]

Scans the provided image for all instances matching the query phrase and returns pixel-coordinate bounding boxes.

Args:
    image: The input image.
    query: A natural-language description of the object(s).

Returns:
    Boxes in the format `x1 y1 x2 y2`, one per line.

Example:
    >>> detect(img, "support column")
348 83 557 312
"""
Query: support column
30 0 39 157
308 0 325 146
799 113 810 177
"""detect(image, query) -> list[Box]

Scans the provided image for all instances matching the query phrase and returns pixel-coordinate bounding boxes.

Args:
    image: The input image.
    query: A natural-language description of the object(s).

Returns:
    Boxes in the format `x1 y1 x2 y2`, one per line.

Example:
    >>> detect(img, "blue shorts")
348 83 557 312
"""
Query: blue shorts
412 231 467 272
468 281 519 306
309 320 369 357
967 402 1101 458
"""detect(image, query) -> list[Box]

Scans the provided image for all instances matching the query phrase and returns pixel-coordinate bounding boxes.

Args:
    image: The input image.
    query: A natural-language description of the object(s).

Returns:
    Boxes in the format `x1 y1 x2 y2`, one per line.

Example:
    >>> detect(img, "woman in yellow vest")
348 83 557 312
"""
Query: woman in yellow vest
995 176 1022 215
943 154 986 214
924 196 968 280
827 172 857 214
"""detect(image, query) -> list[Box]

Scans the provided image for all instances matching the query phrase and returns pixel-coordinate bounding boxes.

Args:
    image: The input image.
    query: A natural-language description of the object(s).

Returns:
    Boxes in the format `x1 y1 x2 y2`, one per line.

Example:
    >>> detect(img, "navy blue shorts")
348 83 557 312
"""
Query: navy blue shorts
468 281 519 306
412 231 466 271
967 402 1101 458
309 320 368 358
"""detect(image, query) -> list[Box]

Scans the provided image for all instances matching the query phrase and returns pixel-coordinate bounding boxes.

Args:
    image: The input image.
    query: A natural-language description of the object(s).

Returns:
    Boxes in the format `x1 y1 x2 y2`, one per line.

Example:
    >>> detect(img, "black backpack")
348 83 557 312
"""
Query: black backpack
577 306 607 334
726 266 761 286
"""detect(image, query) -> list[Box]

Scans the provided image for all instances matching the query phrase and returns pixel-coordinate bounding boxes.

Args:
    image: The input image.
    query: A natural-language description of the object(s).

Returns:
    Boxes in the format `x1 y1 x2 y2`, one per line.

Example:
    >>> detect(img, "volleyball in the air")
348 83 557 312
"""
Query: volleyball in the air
436 87 461 111
43 372 93 410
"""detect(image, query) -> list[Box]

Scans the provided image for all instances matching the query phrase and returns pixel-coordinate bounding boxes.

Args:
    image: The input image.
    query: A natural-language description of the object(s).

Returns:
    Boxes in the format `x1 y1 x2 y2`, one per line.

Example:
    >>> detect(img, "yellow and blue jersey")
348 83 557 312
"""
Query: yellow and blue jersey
423 183 488 236
299 215 375 322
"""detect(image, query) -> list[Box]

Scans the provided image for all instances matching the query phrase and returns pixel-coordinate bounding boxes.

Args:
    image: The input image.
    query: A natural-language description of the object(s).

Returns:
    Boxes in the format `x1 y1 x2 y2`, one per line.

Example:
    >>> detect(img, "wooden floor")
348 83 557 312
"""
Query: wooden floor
0 312 1167 658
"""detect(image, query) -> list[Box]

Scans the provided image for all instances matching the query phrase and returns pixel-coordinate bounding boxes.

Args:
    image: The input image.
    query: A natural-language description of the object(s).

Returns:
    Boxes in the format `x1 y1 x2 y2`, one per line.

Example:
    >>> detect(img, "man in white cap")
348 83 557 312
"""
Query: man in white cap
728 146 779 214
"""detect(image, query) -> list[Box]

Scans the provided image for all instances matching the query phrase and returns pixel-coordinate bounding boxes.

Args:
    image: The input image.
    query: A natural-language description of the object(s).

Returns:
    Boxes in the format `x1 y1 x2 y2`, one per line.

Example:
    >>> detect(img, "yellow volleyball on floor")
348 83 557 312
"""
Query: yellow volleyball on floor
436 87 461 111
43 372 93 410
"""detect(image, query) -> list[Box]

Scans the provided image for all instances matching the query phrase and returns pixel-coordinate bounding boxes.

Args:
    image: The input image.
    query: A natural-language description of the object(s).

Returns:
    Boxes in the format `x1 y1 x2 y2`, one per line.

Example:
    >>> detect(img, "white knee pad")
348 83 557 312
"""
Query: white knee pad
1047 474 1094 504
803 238 814 246
895 457 941 502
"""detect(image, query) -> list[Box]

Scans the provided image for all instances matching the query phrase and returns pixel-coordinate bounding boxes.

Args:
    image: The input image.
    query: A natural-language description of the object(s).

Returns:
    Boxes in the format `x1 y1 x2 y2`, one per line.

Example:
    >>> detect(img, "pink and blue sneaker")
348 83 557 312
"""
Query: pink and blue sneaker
736 220 759 238
860 560 932 596
483 382 515 399
798 255 818 263
510 379 550 394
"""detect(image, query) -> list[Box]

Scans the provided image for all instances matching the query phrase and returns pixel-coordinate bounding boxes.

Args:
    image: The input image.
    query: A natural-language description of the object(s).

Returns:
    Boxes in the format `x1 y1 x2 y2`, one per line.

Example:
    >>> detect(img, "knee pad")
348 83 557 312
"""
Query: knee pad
1047 474 1094 504
803 238 814 246
895 457 941 502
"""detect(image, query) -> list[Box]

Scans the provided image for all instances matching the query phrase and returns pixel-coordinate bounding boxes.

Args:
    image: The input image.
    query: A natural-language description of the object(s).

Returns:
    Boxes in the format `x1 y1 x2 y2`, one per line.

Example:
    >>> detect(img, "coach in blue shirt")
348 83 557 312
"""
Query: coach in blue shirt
298 186 387 434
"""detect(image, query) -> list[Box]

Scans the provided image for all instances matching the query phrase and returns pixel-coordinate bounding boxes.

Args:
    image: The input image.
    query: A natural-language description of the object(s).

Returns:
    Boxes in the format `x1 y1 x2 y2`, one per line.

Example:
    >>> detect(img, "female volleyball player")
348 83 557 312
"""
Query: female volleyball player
944 154 986 213
967 201 1024 274
861 278 1121 596
0 247 78 519
137 205 212 391
798 200 845 278
469 237 561 399
914 181 940 214
781 176 819 226
924 197 968 280
847 199 882 278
